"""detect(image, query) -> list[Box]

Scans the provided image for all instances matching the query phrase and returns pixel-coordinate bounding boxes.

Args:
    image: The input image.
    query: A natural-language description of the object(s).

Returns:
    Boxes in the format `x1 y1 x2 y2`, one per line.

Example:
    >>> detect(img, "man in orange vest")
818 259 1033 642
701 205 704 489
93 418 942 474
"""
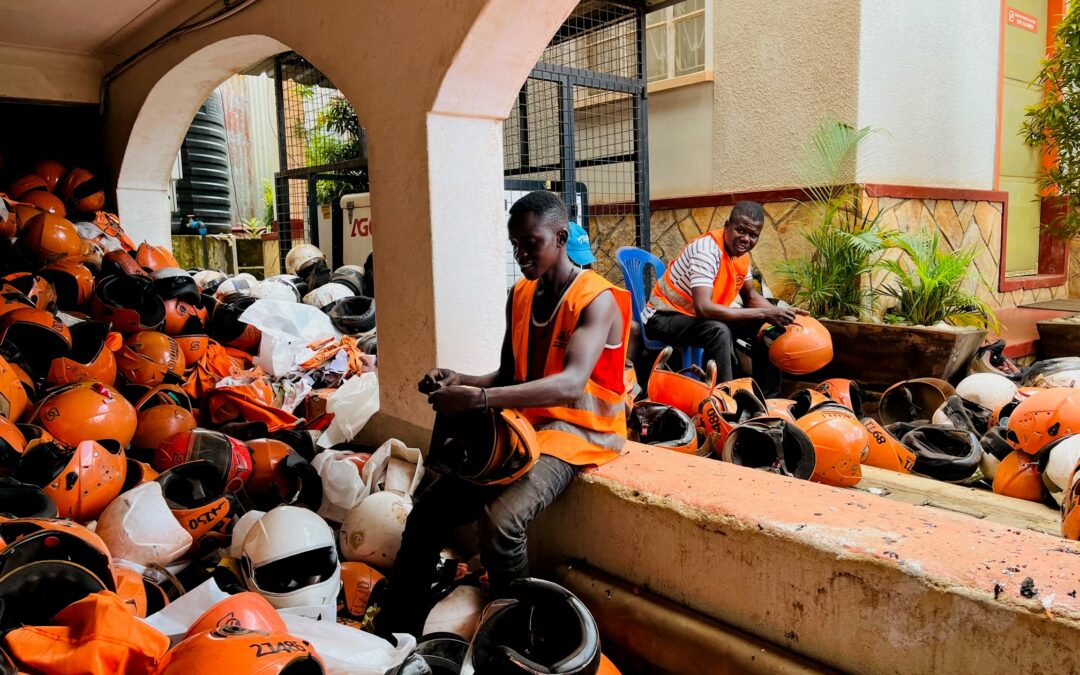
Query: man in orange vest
644 201 799 397
381 190 630 636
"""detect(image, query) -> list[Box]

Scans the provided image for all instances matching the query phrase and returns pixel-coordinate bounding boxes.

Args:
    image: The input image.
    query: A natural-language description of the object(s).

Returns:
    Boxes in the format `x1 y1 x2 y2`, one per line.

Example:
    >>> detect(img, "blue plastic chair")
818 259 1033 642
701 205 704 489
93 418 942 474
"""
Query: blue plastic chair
615 246 703 370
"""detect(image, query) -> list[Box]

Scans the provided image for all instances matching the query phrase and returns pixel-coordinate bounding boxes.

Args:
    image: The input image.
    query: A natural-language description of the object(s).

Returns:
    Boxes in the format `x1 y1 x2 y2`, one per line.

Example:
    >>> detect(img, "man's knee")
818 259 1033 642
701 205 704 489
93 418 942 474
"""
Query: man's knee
477 499 526 554
697 320 734 346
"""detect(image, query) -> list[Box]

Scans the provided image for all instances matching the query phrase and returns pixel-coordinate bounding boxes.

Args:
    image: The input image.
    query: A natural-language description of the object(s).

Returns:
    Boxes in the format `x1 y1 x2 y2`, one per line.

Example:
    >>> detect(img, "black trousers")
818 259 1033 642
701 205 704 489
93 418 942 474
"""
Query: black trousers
645 310 782 398
381 454 578 636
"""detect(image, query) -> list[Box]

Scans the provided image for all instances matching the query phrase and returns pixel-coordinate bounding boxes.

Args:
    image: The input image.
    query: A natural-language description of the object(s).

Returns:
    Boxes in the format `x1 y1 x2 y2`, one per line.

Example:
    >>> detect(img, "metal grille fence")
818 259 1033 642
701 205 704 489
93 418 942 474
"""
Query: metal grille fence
273 52 367 271
503 1 650 288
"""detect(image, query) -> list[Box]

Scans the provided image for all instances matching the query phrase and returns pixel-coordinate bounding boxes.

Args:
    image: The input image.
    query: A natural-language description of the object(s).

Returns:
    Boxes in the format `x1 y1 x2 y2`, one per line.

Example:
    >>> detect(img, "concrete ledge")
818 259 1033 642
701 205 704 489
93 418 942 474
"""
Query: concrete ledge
530 443 1080 674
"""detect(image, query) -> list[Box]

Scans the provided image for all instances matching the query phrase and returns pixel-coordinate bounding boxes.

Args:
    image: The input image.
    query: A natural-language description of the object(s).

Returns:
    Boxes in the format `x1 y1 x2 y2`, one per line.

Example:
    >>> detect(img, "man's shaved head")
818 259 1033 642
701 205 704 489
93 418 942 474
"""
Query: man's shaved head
508 190 568 231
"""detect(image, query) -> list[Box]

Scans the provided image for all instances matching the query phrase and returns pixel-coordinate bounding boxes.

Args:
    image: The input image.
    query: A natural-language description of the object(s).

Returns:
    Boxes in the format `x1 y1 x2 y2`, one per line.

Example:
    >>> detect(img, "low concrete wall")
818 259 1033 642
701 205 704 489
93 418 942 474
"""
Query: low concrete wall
530 443 1080 674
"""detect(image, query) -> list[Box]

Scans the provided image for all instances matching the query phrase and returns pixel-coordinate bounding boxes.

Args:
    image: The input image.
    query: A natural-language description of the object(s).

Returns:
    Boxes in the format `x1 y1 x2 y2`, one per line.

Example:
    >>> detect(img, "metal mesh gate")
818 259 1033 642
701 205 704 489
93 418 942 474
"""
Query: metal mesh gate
273 52 367 272
503 1 650 287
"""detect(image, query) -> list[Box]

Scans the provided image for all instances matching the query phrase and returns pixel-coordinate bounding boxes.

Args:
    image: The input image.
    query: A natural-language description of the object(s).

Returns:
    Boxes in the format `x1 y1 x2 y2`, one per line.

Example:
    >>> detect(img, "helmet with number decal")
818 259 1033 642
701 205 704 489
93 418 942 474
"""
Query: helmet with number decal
155 624 325 675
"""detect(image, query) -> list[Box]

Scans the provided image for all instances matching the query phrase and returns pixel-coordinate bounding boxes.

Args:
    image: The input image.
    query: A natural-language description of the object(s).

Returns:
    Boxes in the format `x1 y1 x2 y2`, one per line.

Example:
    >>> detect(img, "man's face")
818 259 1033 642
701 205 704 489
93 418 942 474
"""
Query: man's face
723 216 763 257
509 212 566 280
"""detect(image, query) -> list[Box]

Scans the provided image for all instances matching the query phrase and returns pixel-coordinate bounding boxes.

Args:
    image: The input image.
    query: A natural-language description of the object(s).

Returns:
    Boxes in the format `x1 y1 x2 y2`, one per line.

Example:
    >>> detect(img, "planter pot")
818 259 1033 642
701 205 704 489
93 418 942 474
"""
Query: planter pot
809 319 987 388
1037 315 1080 358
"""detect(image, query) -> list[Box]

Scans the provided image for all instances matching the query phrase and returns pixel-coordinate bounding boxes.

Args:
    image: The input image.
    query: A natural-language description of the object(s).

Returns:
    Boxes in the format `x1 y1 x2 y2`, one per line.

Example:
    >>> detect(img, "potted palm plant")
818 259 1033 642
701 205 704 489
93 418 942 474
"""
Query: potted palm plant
778 120 996 386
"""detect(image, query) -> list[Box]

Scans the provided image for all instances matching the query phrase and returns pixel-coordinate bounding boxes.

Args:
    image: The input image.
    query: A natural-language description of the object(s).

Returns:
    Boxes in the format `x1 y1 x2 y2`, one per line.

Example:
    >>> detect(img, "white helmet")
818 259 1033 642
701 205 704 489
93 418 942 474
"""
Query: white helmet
241 505 341 617
1025 358 1080 389
95 481 193 566
229 509 266 559
285 243 325 275
1041 435 1080 505
956 374 1019 412
303 282 353 309
252 275 302 302
192 269 228 294
339 491 412 569
423 585 485 641
214 273 258 301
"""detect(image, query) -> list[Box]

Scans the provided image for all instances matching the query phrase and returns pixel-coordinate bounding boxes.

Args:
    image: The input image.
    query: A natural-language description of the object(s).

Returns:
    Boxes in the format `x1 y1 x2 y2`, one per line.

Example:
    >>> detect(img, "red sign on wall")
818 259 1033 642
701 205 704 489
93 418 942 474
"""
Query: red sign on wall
1007 6 1039 32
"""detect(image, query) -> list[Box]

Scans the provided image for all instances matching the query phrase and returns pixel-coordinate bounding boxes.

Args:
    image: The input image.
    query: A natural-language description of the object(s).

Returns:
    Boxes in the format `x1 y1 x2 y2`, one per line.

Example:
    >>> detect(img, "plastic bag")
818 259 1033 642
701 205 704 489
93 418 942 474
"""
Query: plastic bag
313 450 368 523
142 578 230 637
317 371 379 448
239 299 342 377
281 614 415 675
360 438 425 499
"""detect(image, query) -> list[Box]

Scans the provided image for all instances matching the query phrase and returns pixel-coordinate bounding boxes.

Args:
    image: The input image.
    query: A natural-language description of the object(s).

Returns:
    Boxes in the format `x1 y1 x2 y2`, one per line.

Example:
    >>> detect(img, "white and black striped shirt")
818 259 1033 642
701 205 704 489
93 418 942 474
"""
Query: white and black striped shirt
643 236 751 322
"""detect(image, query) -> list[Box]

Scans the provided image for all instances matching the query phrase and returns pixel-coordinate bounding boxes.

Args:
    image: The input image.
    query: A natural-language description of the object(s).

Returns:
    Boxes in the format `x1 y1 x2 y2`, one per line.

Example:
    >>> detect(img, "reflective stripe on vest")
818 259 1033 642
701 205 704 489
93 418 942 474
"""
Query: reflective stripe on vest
511 270 631 466
647 230 751 317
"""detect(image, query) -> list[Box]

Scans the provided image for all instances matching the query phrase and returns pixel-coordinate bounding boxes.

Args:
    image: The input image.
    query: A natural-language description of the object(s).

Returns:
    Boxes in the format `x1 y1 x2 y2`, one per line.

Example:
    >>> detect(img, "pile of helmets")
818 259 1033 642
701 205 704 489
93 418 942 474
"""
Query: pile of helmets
631 329 1080 542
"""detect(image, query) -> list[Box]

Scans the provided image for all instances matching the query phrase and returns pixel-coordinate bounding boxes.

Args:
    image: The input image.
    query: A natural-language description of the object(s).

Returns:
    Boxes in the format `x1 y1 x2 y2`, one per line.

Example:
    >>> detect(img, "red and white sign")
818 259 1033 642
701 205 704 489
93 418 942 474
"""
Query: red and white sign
1007 7 1039 33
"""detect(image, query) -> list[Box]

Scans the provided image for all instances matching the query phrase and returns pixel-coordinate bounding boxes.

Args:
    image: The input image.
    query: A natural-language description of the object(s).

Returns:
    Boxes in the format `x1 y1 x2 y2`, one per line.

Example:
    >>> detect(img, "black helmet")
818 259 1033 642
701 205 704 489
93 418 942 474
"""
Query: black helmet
330 266 366 295
465 578 601 675
390 634 468 675
151 268 201 304
627 402 697 453
325 296 376 334
720 416 816 480
900 425 982 483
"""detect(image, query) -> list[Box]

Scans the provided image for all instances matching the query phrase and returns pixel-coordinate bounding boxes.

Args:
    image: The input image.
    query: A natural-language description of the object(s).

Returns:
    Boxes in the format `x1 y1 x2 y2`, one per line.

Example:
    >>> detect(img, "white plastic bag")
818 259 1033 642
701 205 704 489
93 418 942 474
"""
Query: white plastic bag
142 577 230 636
360 438 425 500
313 450 368 523
281 614 415 675
239 299 342 376
317 372 380 448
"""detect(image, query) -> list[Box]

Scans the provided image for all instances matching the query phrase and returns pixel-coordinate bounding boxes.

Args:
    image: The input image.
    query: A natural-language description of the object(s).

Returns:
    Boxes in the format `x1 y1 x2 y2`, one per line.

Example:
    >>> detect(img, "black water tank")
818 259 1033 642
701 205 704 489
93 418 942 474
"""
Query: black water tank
172 91 233 234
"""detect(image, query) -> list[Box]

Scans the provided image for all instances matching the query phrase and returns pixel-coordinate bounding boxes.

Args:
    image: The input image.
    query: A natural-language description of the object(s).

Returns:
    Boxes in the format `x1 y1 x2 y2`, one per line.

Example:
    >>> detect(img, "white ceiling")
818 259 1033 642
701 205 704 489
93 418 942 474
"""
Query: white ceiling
0 0 183 54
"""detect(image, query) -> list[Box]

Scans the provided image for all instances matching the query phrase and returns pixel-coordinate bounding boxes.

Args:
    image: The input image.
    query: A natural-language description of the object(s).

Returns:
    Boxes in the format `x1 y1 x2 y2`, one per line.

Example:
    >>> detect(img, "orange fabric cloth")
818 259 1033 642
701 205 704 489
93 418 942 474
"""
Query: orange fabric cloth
203 374 300 432
510 270 631 467
5 591 169 675
182 339 244 400
649 230 750 316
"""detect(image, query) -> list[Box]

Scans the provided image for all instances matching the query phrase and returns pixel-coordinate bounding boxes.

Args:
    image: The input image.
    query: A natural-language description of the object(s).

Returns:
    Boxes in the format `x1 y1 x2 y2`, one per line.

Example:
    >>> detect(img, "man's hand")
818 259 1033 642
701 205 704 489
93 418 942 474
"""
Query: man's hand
427 385 484 414
761 305 798 326
418 368 459 394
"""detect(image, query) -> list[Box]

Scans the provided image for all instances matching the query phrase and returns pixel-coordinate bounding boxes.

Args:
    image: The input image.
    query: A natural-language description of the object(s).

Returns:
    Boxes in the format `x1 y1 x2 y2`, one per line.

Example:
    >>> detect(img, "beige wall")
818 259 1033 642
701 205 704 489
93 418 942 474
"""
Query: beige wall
711 0 860 193
0 44 103 103
647 80 713 198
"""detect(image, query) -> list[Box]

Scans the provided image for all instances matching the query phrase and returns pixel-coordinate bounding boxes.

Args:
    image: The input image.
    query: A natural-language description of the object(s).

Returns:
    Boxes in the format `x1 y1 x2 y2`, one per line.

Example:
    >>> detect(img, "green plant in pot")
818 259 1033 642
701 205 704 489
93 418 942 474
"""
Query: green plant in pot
777 119 894 319
878 229 1000 331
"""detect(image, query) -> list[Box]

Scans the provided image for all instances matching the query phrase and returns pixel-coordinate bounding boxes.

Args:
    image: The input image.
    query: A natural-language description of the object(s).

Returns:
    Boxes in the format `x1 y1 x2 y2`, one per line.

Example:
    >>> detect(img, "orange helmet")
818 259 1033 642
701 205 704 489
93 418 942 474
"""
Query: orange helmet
1 273 58 313
38 257 95 309
185 592 288 639
816 378 863 417
8 174 47 200
1005 387 1080 457
720 416 816 479
135 242 178 271
0 355 30 422
992 450 1044 502
101 249 148 279
115 330 185 387
0 306 72 373
156 625 324 675
11 437 127 522
794 404 867 487
760 315 833 375
154 429 253 493
715 377 766 410
57 168 105 213
246 438 322 509
428 409 541 486
765 398 798 423
163 298 208 335
112 563 150 618
1062 456 1080 540
11 202 43 232
16 212 81 265
697 390 737 442
860 418 915 473
175 332 210 366
879 378 956 426
132 382 194 412
29 380 137 449
33 160 67 192
121 458 160 491
132 405 196 455
89 274 166 334
790 387 832 419
46 321 119 387
338 561 388 626
0 419 26 474
21 190 66 217
155 460 251 556
208 296 262 353
646 346 716 417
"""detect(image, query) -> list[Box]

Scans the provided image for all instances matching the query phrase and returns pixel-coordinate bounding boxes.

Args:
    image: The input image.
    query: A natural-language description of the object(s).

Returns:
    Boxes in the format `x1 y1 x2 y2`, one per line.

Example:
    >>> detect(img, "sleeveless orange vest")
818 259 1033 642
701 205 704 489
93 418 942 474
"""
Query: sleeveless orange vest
648 230 750 316
511 270 631 467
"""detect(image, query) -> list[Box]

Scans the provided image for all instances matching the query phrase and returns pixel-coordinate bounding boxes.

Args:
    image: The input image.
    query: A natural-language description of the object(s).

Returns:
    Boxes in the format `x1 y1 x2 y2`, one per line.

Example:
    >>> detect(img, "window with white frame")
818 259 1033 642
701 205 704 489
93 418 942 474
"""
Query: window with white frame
647 0 709 83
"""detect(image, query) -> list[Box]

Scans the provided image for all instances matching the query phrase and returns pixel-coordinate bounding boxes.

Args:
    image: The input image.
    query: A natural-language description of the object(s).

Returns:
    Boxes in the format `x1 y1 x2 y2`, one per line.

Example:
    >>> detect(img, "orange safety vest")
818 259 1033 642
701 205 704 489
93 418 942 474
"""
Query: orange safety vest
648 230 750 316
511 270 631 467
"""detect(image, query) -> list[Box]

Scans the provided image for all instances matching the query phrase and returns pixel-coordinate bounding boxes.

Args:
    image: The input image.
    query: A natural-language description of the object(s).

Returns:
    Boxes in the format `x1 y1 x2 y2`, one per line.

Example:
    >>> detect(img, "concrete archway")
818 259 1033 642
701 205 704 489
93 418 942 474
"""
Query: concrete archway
106 0 579 443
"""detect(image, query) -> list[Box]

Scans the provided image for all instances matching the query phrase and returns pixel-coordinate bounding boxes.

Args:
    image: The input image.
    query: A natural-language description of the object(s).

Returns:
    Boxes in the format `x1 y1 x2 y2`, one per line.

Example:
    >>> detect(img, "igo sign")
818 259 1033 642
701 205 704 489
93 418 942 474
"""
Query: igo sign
317 192 374 266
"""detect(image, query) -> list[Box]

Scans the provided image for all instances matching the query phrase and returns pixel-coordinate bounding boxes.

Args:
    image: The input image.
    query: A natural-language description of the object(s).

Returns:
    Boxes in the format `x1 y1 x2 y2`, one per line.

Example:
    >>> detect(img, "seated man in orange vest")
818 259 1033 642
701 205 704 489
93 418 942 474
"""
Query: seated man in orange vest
643 201 798 397
382 190 630 636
